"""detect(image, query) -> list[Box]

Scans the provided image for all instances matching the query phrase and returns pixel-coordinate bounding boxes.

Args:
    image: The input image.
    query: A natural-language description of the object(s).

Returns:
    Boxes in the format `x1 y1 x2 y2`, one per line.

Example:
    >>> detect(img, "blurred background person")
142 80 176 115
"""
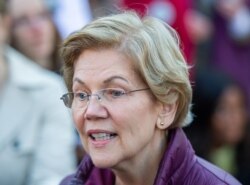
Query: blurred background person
6 0 62 73
212 0 250 113
193 0 250 112
184 68 250 184
0 1 77 185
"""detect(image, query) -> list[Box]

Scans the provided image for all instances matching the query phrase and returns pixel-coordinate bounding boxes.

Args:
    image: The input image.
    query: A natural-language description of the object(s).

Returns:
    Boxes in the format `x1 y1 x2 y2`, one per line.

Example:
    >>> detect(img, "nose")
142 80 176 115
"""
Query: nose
84 95 108 120
29 18 44 30
88 94 101 101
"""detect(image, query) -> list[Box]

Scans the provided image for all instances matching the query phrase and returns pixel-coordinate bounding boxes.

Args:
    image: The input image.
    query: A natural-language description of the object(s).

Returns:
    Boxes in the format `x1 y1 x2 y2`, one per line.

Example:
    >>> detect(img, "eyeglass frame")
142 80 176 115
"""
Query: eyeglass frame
60 87 150 109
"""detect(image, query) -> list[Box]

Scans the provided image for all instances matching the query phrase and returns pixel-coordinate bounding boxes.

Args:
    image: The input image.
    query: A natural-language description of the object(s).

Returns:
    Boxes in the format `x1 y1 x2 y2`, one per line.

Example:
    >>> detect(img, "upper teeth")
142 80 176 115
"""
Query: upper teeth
91 133 116 141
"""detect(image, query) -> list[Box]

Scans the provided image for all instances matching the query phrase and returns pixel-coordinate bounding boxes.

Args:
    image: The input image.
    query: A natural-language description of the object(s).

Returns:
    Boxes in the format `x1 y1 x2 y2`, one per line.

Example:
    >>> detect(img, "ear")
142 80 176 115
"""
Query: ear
156 102 177 130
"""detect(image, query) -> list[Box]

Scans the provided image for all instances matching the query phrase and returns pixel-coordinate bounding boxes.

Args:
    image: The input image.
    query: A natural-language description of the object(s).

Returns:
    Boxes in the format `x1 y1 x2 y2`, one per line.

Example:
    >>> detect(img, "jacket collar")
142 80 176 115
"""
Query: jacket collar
69 156 114 185
153 128 196 185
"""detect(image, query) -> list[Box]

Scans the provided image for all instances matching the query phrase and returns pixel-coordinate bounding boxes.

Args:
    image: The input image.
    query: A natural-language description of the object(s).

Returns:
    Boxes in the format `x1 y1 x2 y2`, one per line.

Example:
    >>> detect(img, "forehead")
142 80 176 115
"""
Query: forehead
8 0 46 17
73 49 143 86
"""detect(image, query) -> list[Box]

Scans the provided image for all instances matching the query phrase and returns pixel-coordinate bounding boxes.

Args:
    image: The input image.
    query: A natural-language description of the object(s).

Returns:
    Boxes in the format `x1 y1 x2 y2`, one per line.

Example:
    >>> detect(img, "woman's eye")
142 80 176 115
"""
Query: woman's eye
75 92 88 100
108 89 125 98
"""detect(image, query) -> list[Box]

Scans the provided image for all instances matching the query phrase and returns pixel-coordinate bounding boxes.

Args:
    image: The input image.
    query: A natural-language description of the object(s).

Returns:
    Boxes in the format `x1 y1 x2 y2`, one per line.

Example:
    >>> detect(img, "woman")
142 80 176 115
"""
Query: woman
59 12 241 185
185 68 250 184
7 0 62 73
0 1 76 185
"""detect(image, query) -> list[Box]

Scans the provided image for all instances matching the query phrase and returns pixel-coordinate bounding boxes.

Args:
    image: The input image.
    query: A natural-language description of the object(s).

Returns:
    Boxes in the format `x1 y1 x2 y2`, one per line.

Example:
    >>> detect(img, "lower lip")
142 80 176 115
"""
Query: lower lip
89 137 116 148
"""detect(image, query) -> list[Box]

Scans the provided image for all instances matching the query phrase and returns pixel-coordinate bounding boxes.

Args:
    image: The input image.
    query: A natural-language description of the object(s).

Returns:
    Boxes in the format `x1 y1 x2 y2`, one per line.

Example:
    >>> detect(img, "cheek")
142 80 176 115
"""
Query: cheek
43 27 54 42
72 111 90 152
13 30 32 51
12 29 23 43
211 114 226 133
112 99 158 132
72 111 84 132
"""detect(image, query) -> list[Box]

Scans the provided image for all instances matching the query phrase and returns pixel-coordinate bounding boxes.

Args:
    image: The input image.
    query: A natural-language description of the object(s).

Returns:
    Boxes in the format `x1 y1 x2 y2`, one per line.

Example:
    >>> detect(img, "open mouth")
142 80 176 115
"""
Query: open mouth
89 133 117 141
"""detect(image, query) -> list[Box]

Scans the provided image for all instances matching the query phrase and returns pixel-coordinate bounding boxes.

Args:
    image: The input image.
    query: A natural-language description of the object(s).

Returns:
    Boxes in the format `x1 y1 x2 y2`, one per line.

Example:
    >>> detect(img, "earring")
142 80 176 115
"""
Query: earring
157 117 164 128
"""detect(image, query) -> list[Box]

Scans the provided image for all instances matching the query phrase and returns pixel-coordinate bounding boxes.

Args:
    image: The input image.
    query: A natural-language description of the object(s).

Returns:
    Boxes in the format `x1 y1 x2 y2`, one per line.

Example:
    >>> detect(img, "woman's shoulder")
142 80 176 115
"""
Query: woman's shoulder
158 128 241 184
187 156 242 185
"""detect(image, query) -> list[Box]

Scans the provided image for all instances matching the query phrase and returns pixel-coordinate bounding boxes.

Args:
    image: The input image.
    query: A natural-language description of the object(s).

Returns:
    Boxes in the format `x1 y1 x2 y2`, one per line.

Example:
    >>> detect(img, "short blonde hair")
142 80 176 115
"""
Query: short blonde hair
61 11 192 127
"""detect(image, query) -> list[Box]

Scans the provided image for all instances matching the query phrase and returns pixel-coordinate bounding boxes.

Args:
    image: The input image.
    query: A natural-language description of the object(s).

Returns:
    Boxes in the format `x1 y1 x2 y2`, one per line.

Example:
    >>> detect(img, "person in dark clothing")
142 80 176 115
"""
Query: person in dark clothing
59 12 241 185
185 68 250 184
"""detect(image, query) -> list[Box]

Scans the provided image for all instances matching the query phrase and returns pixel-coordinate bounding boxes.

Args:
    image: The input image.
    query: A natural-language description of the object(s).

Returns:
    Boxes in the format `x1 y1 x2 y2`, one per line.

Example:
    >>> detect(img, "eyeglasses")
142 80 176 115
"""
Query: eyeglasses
60 87 150 109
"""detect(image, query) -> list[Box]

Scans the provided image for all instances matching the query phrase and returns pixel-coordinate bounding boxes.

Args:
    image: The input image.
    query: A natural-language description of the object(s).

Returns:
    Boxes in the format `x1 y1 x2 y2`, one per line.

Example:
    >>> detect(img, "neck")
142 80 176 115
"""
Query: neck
113 130 168 185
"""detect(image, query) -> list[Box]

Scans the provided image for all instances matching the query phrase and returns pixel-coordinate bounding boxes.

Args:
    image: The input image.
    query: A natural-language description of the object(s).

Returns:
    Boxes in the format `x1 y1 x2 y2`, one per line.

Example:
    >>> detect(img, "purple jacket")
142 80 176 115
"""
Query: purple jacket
60 128 241 185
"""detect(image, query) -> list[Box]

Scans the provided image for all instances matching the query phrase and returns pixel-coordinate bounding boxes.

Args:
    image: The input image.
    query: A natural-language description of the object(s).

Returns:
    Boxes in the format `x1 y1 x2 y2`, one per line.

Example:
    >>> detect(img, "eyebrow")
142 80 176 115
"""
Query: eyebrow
103 76 129 84
73 77 85 85
73 76 129 85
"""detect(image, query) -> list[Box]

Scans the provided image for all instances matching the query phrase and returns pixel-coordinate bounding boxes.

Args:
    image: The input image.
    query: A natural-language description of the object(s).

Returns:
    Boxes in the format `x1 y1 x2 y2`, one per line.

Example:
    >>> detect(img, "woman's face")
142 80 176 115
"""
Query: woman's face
211 85 247 145
72 49 165 169
8 0 55 63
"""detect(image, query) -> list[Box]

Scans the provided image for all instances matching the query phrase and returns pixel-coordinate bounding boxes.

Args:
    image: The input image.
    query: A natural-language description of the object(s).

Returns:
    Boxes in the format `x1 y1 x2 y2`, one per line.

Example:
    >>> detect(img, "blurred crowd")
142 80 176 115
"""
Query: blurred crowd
0 0 249 184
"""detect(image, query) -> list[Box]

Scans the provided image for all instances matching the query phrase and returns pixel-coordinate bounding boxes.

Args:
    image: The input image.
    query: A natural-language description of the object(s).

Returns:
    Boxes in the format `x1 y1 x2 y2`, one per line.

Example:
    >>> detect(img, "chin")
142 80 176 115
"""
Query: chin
92 159 114 168
91 154 117 168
